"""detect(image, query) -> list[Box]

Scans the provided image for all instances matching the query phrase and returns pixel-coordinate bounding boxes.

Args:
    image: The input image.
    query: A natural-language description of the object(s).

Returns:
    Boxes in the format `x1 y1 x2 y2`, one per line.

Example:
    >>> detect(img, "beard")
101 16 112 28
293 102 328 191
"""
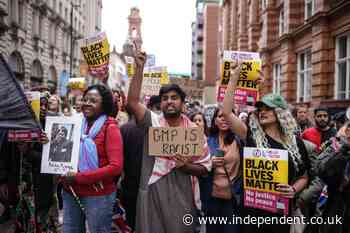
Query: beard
315 120 329 129
163 109 182 119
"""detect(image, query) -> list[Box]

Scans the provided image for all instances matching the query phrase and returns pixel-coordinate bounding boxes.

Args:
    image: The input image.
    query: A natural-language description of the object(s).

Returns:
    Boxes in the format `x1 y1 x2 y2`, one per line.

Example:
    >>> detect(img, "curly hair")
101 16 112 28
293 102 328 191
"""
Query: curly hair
249 107 302 172
84 84 116 117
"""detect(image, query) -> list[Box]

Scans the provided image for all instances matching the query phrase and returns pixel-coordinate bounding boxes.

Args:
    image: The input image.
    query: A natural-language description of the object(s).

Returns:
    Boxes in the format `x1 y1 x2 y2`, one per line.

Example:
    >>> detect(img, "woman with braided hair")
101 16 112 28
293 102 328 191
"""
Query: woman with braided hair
222 63 310 233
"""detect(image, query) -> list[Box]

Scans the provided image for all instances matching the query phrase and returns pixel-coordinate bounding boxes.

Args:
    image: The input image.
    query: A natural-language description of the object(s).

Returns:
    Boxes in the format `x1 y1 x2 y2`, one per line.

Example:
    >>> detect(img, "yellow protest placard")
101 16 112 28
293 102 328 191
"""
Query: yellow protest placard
25 92 40 121
68 77 86 91
243 147 289 215
218 51 261 105
81 32 110 79
125 56 135 78
142 66 169 96
160 67 169 85
148 127 204 157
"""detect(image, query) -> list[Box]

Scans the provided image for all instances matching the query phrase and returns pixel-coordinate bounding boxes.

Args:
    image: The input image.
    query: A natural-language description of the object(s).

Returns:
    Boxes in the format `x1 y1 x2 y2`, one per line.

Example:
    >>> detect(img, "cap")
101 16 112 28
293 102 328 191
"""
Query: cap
255 93 288 110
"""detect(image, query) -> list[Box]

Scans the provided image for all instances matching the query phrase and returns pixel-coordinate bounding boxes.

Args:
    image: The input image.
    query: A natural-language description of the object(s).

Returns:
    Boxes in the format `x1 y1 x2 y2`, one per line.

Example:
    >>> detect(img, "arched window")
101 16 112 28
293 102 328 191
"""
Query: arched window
48 66 58 94
30 59 44 88
8 51 25 84
131 28 138 38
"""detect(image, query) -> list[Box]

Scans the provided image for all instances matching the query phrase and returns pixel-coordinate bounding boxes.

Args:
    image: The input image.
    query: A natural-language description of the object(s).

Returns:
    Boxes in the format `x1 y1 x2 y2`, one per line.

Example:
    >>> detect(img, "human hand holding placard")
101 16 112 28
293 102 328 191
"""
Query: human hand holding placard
276 184 296 199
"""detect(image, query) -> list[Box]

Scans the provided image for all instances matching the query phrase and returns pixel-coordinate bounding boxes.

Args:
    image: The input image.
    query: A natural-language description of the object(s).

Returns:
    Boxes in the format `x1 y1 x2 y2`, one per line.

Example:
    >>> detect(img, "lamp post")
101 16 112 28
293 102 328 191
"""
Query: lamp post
69 2 80 79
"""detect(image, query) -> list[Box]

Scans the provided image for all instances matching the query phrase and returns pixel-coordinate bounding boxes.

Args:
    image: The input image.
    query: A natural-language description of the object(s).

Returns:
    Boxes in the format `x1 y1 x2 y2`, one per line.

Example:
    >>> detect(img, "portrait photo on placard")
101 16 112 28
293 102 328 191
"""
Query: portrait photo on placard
41 116 82 175
48 123 74 163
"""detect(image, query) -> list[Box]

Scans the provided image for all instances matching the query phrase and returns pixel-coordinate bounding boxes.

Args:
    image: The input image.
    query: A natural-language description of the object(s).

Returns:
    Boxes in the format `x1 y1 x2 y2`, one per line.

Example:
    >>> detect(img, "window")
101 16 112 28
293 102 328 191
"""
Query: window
305 0 315 19
48 22 53 44
273 64 282 94
65 7 68 20
297 50 312 102
9 0 19 25
261 0 268 10
19 0 25 28
59 1 62 16
32 10 38 36
335 35 350 99
279 4 285 36
38 15 43 38
197 2 204 13
53 0 56 11
54 24 59 45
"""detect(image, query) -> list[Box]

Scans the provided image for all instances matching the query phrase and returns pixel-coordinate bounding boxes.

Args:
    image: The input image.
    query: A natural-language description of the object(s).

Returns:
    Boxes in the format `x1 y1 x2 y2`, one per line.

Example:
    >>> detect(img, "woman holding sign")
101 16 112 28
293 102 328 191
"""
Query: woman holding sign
61 84 123 233
200 107 242 233
222 63 310 233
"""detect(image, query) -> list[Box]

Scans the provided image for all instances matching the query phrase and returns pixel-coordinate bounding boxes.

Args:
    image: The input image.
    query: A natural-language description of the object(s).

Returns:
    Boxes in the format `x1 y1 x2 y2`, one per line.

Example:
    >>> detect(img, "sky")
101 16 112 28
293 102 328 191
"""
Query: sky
101 0 196 75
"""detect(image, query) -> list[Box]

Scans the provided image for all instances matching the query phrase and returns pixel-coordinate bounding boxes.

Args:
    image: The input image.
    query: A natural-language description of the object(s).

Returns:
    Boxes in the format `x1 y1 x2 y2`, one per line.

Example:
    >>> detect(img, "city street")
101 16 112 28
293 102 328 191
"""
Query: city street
0 0 349 233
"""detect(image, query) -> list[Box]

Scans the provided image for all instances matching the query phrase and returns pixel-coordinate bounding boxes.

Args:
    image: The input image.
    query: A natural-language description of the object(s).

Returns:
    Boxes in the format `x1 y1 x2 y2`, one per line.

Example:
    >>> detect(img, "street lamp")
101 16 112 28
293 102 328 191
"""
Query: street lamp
70 2 80 79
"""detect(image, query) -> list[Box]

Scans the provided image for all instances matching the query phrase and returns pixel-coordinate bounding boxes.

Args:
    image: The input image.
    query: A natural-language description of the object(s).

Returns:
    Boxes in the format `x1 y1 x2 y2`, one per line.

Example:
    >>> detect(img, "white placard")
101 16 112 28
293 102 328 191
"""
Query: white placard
41 116 82 175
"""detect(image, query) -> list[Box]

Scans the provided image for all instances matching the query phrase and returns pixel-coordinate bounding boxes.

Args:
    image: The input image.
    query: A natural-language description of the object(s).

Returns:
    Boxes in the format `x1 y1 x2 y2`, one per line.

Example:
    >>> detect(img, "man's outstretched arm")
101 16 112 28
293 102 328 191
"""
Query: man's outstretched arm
126 49 147 124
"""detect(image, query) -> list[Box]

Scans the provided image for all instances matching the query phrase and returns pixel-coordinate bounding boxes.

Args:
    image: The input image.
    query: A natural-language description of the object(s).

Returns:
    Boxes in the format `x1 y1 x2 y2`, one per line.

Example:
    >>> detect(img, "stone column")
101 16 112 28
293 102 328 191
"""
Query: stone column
230 0 237 50
222 2 230 50
238 0 248 50
248 0 259 51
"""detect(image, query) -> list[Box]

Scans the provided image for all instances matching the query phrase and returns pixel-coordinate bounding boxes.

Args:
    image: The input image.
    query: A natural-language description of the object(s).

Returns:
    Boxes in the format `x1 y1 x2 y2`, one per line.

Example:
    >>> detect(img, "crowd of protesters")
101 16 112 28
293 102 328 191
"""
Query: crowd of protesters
0 50 349 233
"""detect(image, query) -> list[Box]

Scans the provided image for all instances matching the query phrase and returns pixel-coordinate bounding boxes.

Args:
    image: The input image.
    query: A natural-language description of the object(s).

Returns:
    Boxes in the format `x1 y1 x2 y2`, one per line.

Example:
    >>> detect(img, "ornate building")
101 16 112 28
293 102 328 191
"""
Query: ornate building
219 0 350 110
126 7 142 50
107 7 143 94
0 0 102 94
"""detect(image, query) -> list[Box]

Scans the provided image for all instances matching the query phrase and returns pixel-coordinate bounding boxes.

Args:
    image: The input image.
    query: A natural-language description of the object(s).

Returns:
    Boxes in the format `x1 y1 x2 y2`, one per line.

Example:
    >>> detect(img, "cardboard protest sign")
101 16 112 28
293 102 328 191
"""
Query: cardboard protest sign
148 127 204 157
243 147 289 215
142 66 169 96
81 32 110 80
41 116 82 175
218 51 261 105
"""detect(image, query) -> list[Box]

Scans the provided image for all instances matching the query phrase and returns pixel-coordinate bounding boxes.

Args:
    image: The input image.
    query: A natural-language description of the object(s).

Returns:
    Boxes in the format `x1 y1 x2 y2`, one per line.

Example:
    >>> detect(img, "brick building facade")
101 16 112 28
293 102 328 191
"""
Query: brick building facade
0 0 102 94
220 0 350 110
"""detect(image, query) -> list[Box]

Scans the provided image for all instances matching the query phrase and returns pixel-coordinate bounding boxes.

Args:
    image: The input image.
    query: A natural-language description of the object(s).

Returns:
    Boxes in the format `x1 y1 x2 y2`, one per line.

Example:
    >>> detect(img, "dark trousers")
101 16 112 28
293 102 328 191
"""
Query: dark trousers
204 197 240 233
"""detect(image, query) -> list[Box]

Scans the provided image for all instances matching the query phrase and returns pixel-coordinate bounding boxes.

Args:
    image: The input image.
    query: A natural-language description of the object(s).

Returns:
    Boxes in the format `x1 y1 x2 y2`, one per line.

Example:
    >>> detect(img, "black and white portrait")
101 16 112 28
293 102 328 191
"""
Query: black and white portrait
49 123 74 162
41 116 82 175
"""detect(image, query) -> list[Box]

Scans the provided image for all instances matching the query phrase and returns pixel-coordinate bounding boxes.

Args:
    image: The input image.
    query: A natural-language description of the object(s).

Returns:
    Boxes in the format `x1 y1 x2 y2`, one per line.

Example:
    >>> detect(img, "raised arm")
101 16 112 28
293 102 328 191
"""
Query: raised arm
222 62 247 140
126 48 147 124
